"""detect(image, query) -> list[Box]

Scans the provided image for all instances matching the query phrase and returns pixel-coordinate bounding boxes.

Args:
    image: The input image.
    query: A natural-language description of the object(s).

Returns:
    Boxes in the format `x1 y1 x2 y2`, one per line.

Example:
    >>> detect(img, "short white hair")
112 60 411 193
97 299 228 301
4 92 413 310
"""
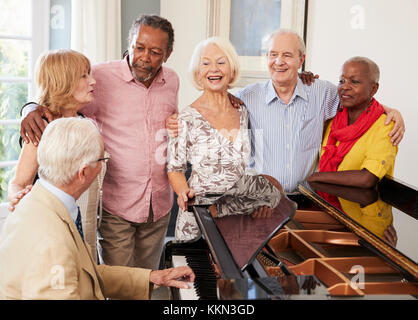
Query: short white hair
267 29 306 57
189 37 240 90
37 118 103 186
344 56 380 83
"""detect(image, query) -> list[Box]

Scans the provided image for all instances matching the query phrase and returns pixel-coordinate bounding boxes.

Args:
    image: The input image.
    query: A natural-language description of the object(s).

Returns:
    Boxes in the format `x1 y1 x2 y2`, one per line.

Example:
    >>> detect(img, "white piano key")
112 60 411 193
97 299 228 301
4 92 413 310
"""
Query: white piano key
172 255 187 268
172 255 198 300
178 282 197 300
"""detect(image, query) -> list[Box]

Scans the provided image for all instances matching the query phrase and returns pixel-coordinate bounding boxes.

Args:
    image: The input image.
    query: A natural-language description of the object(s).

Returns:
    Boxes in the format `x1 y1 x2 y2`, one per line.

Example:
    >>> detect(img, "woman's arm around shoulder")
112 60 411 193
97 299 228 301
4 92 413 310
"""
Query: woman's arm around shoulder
8 120 48 210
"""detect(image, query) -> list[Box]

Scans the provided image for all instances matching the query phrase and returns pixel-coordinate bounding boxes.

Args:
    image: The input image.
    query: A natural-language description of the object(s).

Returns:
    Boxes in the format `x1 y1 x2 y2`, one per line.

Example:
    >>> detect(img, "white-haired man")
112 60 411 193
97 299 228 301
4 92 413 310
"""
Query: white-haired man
0 118 194 300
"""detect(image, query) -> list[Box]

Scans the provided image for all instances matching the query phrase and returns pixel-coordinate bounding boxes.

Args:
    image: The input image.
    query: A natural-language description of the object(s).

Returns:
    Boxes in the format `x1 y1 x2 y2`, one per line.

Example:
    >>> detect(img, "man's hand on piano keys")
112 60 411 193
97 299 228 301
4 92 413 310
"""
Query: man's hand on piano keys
149 266 195 289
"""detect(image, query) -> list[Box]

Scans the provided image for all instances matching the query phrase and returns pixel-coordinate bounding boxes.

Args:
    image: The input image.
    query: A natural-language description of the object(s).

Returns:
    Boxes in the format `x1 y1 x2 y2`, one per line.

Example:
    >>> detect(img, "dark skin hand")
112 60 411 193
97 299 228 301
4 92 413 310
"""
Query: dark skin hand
298 71 319 86
227 92 242 109
301 276 319 291
20 105 54 146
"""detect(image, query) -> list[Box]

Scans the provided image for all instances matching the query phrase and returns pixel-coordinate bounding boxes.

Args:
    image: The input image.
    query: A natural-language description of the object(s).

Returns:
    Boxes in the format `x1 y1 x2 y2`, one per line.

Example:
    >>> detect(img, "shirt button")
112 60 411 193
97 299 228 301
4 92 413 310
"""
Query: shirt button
378 212 382 217
382 160 386 165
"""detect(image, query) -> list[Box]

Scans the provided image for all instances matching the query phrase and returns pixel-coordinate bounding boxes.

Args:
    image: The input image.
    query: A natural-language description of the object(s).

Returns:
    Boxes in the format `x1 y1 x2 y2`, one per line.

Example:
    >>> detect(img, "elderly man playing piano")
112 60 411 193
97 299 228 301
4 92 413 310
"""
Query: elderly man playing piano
0 117 194 300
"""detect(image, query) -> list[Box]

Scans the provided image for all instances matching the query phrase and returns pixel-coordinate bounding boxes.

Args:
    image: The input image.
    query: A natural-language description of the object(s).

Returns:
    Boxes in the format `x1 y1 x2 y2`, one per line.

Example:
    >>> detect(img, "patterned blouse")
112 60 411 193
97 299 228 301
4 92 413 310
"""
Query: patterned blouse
167 105 279 240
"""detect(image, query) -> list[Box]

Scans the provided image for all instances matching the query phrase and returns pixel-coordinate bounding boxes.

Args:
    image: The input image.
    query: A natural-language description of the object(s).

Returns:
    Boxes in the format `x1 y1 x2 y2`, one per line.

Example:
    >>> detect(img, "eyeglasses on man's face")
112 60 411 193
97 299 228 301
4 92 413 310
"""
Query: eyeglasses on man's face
97 157 110 164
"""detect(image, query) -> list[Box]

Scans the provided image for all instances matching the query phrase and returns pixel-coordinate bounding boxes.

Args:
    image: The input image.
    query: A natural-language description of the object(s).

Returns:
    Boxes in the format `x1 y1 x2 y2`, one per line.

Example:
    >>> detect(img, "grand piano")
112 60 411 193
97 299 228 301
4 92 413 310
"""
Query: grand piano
161 174 418 299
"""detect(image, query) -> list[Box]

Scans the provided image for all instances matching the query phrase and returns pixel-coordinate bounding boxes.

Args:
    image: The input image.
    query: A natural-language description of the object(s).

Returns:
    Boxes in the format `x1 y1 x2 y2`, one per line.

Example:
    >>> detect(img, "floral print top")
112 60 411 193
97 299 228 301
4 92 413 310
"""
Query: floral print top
167 105 251 194
167 105 252 240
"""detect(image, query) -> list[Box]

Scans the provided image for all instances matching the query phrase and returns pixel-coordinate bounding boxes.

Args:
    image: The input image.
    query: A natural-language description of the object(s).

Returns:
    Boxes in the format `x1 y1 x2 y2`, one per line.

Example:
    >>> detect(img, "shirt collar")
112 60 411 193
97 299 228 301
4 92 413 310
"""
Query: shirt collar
152 67 167 85
121 56 135 82
39 177 78 223
265 78 309 105
121 55 166 85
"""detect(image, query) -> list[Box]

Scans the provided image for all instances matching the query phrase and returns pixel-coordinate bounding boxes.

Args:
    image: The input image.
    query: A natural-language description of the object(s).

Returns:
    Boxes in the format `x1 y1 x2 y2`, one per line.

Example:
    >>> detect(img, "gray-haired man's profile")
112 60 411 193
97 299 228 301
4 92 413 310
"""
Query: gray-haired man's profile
0 117 194 300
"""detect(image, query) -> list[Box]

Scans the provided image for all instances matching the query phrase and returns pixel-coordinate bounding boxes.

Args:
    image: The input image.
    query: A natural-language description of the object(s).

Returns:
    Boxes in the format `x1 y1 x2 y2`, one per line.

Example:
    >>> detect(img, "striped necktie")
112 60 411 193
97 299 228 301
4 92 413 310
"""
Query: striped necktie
75 206 84 241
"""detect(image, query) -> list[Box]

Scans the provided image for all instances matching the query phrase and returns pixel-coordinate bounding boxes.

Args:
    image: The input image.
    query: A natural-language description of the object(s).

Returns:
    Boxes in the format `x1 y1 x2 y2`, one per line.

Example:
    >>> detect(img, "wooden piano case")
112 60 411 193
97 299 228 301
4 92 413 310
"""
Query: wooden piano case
161 176 418 300
263 182 418 297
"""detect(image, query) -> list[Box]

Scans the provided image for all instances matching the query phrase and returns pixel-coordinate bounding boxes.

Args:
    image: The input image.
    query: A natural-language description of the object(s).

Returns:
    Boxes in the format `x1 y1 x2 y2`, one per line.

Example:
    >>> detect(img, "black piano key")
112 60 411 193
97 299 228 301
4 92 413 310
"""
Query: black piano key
185 252 218 300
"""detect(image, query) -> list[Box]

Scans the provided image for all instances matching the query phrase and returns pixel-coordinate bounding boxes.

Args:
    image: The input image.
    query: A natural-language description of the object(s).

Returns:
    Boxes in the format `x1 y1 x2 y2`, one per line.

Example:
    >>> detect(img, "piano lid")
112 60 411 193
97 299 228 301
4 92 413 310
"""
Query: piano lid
300 176 418 266
193 174 297 271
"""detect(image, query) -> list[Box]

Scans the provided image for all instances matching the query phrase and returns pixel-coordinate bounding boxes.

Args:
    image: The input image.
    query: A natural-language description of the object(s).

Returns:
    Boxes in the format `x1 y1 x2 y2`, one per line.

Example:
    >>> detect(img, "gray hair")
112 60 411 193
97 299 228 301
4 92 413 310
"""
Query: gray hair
344 56 380 83
127 14 174 52
189 37 241 90
37 118 103 186
267 29 306 57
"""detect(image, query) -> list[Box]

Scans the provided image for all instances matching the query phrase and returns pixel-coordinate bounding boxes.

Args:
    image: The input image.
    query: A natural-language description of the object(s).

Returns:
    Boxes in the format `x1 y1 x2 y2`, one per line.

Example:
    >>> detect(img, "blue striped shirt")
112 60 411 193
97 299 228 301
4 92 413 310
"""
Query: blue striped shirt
236 78 339 193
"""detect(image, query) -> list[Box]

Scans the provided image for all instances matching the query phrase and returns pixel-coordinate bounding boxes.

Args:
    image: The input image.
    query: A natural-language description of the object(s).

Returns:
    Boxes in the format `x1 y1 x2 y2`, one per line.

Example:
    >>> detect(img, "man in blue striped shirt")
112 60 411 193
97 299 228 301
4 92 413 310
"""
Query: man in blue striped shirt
166 29 404 194
234 29 339 193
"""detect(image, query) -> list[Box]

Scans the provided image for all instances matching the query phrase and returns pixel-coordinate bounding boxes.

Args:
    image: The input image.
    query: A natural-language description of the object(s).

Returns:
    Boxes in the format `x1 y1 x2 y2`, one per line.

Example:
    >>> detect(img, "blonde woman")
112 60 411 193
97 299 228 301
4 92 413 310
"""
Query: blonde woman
8 49 105 261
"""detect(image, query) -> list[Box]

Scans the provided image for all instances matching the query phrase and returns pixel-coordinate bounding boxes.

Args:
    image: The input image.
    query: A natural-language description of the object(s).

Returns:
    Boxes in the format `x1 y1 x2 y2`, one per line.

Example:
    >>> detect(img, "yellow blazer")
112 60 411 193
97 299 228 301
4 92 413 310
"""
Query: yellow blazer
0 182 151 300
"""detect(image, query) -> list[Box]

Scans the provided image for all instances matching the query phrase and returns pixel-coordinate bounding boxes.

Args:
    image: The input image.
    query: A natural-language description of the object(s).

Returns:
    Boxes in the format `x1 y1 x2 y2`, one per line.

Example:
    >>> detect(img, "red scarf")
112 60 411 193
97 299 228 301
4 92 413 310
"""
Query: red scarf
317 98 384 209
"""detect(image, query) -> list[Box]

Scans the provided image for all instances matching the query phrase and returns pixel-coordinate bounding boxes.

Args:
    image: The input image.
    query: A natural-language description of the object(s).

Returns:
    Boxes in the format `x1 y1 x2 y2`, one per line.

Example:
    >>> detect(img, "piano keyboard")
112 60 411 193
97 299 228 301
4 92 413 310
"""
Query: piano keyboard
172 253 218 300
172 255 198 300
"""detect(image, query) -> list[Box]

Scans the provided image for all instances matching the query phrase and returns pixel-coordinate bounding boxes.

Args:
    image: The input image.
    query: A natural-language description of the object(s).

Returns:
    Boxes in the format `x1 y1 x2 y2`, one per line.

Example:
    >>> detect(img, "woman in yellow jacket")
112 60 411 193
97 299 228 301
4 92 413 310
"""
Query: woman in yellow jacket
308 56 398 239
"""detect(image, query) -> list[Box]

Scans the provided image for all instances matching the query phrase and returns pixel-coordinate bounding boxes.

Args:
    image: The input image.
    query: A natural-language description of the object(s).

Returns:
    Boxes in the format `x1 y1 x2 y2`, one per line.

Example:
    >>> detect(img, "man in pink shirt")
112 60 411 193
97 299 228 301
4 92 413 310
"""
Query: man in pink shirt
20 15 178 270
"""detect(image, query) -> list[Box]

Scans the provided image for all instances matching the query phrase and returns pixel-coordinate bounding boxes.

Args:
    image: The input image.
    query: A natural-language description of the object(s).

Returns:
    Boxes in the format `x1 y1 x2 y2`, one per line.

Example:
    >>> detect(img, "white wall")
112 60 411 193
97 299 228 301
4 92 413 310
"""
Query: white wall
305 0 418 186
121 0 160 55
160 0 208 110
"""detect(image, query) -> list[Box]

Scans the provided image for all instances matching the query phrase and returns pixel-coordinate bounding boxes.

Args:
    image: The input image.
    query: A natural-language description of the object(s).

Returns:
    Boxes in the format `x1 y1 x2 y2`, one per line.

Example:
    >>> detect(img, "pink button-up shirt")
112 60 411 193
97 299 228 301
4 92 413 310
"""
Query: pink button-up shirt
82 57 178 223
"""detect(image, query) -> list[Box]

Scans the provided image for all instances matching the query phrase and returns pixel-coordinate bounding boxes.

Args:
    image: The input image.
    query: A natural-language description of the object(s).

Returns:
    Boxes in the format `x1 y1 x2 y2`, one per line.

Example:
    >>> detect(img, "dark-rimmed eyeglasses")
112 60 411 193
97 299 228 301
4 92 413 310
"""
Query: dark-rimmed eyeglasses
97 157 110 163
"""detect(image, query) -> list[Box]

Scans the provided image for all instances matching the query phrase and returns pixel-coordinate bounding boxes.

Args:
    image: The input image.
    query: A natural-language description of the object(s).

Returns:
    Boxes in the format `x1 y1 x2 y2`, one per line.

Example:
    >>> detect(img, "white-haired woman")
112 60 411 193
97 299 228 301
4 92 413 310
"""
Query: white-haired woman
167 37 281 240
8 49 106 261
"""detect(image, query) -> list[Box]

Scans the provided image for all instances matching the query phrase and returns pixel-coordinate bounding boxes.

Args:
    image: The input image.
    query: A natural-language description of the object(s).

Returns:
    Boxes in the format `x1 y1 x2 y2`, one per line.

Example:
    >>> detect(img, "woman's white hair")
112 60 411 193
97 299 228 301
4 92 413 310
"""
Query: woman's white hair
37 117 103 186
189 37 240 90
